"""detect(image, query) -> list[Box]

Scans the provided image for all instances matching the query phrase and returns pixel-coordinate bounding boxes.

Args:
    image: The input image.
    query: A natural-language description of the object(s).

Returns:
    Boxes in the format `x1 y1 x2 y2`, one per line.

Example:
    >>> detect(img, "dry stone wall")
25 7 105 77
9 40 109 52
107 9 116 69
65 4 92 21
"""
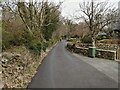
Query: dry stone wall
78 43 120 50
67 43 117 60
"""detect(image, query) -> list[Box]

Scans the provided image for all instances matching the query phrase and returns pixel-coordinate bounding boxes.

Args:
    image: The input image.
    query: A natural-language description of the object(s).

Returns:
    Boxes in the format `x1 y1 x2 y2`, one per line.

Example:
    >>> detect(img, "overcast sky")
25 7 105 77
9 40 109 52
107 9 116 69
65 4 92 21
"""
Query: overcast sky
48 0 120 22
2 0 120 22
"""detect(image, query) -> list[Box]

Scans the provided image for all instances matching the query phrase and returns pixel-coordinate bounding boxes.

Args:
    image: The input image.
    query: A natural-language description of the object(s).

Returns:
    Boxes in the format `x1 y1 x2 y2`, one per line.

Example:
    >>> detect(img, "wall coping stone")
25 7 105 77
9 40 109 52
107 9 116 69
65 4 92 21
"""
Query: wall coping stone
96 49 116 53
77 46 116 53
76 46 88 50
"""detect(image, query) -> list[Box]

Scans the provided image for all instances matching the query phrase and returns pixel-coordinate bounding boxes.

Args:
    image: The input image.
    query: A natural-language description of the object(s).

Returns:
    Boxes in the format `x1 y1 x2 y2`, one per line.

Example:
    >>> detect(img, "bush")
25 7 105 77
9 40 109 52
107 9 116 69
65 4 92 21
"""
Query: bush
2 30 14 50
81 35 92 43
71 35 79 38
2 29 25 50
67 38 78 42
28 40 49 53
48 38 57 46
41 42 48 52
10 30 24 46
48 39 53 46
28 40 42 53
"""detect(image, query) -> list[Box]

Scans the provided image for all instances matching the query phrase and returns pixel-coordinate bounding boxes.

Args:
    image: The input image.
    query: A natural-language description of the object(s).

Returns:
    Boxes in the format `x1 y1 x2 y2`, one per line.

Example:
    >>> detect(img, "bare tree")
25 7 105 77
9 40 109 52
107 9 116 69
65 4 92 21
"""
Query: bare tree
77 0 118 46
64 18 77 38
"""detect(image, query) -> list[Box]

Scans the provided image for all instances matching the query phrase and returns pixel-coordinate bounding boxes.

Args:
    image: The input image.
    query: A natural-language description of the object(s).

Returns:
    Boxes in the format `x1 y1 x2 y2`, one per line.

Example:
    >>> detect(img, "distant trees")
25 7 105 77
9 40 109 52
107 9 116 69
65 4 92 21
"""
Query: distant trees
64 19 77 38
77 0 118 46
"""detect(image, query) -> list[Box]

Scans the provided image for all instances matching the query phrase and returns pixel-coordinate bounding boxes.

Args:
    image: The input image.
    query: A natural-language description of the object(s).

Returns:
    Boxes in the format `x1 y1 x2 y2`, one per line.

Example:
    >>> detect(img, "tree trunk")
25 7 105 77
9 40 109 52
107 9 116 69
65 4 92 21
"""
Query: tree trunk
92 37 95 47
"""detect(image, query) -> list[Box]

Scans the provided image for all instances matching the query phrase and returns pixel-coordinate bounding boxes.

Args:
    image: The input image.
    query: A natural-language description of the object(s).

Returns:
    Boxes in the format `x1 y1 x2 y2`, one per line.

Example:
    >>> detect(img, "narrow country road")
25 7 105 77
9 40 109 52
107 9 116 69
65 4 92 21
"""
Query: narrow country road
28 40 118 88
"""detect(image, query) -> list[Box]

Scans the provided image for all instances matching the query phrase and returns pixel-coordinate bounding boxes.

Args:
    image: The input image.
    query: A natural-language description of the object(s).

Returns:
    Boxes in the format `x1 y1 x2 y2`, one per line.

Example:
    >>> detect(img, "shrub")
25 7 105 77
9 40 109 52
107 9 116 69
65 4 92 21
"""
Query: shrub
41 42 48 52
28 40 42 53
2 30 14 50
67 38 78 42
27 40 49 53
48 38 57 46
48 39 53 46
81 35 92 43
9 30 24 46
71 35 79 38
2 29 27 50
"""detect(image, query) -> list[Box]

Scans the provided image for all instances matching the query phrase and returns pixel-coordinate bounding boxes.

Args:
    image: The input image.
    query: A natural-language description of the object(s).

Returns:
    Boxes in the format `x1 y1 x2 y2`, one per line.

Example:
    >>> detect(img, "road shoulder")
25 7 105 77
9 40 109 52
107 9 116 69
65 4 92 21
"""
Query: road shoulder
72 53 118 83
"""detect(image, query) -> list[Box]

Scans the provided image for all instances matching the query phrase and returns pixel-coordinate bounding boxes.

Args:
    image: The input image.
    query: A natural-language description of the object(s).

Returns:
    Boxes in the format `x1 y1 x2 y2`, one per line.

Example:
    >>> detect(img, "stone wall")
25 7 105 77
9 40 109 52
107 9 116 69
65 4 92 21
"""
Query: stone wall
67 43 117 60
96 49 116 60
77 43 120 50
74 47 88 56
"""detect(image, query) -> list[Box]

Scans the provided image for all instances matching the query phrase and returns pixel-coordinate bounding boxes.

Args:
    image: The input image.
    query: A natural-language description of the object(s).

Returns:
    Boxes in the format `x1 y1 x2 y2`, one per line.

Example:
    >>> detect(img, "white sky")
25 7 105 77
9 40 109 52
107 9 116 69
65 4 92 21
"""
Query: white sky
3 0 120 22
49 0 120 22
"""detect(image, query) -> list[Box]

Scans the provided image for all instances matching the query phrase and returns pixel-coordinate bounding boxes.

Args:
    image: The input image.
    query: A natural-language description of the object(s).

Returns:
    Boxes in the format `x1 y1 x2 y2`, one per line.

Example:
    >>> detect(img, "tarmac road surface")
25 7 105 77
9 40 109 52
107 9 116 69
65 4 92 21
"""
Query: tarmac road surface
28 40 118 88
